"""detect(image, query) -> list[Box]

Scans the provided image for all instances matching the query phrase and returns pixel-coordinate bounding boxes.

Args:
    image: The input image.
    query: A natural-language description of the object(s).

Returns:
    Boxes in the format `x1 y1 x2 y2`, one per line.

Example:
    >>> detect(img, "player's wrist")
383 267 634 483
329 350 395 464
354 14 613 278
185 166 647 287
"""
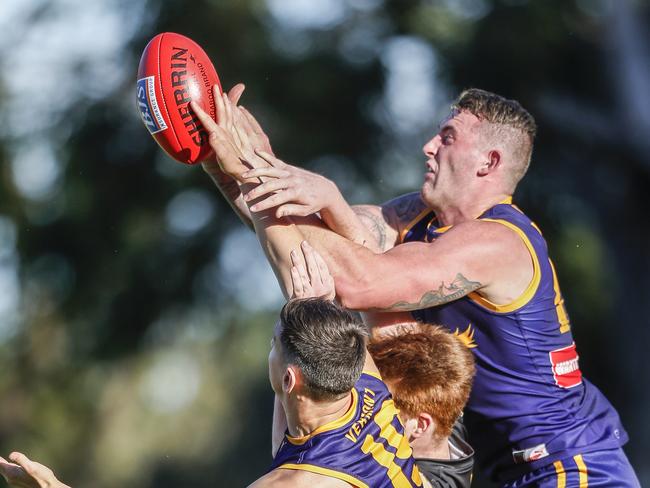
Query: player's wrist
319 180 346 216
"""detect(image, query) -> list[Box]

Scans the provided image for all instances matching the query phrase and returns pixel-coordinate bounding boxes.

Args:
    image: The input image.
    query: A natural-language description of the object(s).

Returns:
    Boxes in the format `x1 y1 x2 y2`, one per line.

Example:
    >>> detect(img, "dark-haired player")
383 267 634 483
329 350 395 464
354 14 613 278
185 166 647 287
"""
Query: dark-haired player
2 286 426 488
252 297 424 488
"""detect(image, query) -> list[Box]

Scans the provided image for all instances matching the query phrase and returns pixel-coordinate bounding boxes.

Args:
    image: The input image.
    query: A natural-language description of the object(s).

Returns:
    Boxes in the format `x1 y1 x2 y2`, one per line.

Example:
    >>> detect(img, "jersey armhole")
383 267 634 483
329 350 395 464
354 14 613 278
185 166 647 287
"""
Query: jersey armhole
278 464 370 488
398 208 433 244
467 218 541 313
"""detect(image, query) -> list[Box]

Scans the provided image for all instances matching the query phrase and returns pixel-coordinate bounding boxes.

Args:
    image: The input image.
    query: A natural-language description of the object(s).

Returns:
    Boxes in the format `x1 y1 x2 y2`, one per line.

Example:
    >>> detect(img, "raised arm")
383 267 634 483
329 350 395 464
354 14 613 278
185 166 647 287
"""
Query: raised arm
192 92 532 313
200 85 427 254
191 91 308 298
201 84 275 231
243 154 533 313
240 158 388 253
202 160 254 230
241 167 428 254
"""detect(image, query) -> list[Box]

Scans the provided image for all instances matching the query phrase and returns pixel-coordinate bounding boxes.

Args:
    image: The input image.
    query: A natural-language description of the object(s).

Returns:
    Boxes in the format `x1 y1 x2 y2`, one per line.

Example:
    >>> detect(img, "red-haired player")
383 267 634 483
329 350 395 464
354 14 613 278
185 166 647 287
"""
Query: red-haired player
369 324 475 488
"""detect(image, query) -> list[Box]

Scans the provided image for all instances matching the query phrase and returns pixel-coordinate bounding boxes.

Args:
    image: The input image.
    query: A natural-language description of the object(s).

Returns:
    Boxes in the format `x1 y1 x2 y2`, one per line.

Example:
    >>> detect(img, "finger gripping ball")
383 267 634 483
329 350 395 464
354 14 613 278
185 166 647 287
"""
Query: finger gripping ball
136 32 222 164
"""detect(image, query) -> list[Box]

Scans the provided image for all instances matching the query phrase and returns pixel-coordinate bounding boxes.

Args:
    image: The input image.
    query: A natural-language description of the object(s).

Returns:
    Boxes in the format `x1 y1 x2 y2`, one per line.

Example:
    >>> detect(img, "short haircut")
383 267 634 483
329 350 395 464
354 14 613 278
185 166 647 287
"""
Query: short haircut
368 324 475 440
279 298 369 401
453 88 537 192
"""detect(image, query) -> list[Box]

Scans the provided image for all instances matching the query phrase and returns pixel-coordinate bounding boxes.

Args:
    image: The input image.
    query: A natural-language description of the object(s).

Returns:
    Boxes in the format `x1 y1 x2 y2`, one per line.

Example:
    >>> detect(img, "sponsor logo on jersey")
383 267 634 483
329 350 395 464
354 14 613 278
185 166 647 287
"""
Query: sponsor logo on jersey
137 76 167 135
512 443 549 464
549 342 582 388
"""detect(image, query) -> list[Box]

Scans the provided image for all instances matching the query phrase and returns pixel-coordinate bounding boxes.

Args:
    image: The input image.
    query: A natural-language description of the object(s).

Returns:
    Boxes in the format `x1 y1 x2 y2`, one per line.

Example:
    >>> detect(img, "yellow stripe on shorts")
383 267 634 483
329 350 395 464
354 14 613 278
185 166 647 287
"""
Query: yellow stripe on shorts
574 454 588 487
553 460 566 488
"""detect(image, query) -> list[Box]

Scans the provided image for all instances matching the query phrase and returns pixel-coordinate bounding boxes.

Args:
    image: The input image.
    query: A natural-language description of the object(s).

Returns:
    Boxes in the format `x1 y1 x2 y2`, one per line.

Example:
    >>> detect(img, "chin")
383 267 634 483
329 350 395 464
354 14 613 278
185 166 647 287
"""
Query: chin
420 184 437 208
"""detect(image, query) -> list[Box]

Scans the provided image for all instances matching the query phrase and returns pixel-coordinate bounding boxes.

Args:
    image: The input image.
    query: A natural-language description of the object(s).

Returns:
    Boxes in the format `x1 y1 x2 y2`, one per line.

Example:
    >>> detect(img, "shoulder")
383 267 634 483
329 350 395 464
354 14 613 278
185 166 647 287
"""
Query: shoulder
438 219 526 250
421 219 520 258
248 467 351 487
427 220 533 280
381 192 429 227
351 192 429 251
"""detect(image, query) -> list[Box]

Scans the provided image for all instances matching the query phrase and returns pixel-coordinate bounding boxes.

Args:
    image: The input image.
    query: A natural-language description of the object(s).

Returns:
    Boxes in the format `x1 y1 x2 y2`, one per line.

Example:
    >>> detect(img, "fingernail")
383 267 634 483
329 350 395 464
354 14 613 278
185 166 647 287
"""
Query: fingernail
250 204 258 211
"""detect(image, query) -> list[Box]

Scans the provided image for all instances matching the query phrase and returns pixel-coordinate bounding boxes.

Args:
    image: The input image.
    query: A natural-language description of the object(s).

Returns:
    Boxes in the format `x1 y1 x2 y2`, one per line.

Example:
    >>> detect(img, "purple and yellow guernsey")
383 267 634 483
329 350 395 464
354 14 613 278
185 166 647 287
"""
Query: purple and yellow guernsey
270 371 423 488
402 198 627 482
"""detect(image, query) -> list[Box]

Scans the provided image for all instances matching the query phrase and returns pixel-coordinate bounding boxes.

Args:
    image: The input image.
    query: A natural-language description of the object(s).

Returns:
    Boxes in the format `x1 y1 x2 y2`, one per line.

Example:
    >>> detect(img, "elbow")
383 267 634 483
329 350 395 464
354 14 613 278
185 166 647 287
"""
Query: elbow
336 274 374 311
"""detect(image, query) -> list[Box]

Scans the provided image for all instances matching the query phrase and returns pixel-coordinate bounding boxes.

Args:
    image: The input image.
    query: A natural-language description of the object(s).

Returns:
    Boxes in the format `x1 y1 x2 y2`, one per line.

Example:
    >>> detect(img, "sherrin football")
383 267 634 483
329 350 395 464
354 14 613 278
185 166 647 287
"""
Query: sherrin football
137 32 222 164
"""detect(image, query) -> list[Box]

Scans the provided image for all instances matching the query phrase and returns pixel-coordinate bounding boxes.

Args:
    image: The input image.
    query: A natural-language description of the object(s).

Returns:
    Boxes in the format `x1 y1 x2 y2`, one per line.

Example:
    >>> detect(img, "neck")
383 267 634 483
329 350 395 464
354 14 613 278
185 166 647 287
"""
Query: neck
434 191 511 226
412 435 451 460
284 391 352 438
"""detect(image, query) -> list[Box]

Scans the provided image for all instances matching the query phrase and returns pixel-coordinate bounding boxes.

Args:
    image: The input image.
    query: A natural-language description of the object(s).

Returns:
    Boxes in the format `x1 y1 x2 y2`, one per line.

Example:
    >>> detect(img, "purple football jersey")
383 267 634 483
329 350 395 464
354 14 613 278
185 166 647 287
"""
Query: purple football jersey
402 198 627 482
270 372 423 487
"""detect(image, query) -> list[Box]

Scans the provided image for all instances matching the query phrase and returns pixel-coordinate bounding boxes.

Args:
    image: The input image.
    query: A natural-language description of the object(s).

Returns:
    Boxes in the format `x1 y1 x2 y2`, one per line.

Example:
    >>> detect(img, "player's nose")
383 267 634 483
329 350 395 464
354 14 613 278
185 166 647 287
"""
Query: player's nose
422 134 441 157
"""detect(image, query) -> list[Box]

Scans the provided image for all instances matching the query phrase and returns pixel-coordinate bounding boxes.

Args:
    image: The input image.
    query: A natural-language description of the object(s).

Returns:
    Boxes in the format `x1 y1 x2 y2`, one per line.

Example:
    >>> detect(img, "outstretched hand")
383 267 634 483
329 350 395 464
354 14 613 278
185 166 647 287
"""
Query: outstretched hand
191 92 248 180
0 452 70 488
193 84 272 182
290 241 335 300
241 152 340 219
200 83 247 181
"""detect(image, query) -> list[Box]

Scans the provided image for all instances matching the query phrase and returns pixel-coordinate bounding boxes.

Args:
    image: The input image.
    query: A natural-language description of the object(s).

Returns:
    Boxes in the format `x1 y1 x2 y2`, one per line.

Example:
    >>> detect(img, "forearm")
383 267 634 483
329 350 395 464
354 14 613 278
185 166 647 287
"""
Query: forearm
320 196 385 253
242 182 306 298
285 223 474 312
285 218 382 307
204 165 254 230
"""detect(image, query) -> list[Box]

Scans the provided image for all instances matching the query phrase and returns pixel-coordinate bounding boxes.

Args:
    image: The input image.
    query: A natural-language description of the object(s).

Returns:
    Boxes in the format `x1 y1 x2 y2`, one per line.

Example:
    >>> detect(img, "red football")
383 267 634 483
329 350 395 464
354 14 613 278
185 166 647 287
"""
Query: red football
137 32 222 164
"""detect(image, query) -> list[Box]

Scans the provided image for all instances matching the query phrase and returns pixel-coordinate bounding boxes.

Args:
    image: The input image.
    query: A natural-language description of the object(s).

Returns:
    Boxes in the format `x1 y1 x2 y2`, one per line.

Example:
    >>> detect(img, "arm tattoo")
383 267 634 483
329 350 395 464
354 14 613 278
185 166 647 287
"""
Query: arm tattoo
380 273 482 312
353 207 387 250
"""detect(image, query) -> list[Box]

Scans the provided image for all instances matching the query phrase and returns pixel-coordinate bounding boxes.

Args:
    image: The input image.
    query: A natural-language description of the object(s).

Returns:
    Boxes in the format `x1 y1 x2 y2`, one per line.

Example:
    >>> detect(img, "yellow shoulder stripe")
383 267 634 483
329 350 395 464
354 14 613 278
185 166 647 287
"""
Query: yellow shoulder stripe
286 388 359 445
278 464 370 488
363 370 383 381
467 218 541 313
399 208 433 244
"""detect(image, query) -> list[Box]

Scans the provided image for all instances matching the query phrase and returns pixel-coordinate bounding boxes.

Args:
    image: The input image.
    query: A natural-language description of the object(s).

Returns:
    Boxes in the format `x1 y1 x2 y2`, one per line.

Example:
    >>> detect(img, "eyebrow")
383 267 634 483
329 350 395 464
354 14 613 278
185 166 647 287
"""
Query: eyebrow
438 123 457 134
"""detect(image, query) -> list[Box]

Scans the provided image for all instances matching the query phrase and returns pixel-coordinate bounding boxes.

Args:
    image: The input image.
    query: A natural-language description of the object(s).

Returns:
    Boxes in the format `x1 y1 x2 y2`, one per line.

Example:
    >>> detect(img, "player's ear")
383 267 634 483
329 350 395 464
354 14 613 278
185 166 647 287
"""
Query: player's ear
478 150 501 176
283 366 298 394
414 412 435 437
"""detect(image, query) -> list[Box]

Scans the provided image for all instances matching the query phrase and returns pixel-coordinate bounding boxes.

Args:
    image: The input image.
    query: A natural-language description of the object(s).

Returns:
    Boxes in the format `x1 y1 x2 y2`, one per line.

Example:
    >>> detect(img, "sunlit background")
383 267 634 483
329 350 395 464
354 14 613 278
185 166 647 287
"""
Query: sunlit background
0 0 648 486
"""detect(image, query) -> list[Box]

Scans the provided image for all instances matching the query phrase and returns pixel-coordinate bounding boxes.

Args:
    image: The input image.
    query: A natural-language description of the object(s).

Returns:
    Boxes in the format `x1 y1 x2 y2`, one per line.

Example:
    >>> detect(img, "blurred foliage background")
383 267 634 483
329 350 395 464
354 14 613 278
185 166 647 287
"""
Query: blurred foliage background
0 0 648 486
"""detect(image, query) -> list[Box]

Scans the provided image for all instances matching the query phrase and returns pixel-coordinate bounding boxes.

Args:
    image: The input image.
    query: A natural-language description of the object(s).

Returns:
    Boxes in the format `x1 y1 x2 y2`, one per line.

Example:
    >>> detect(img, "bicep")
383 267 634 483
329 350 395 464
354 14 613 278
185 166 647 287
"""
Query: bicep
337 223 504 311
369 242 484 311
